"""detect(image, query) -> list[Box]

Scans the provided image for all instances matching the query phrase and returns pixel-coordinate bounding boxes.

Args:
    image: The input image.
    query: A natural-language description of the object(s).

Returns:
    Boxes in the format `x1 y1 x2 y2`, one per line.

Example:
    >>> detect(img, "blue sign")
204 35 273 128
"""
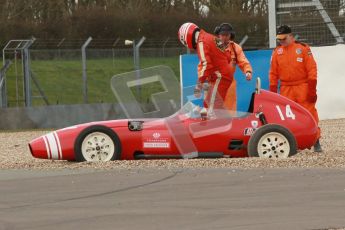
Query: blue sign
180 49 273 112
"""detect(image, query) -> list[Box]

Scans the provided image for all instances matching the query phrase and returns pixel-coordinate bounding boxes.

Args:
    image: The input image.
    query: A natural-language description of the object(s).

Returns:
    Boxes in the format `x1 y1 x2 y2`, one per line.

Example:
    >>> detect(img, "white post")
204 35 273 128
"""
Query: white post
268 0 277 48
134 37 146 100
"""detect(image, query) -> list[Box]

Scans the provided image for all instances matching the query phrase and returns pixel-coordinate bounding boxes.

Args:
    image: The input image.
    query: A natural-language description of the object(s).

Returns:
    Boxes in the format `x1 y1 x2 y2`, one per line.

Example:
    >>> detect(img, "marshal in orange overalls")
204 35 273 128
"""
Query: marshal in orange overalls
224 42 252 111
269 40 320 138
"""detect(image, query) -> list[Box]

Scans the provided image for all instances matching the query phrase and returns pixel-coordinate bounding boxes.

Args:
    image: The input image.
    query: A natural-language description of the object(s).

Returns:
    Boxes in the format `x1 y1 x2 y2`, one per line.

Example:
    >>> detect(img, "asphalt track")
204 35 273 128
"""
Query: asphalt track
0 168 345 230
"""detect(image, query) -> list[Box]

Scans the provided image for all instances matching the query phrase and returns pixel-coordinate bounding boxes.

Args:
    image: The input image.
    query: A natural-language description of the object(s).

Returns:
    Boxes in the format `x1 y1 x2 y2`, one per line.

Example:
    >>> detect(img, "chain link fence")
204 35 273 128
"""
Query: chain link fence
1 36 268 107
276 0 345 45
29 46 184 106
2 0 344 108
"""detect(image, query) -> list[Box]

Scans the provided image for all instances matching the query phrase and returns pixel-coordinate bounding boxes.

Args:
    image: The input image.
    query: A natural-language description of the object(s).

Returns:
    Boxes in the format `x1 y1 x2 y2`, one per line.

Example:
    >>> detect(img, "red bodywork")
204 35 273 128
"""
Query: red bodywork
29 90 318 160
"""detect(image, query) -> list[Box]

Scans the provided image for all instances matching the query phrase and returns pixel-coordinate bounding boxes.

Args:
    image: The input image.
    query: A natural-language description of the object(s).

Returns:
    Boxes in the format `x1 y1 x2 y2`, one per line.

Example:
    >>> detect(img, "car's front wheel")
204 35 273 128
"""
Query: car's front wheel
74 125 121 162
247 124 297 159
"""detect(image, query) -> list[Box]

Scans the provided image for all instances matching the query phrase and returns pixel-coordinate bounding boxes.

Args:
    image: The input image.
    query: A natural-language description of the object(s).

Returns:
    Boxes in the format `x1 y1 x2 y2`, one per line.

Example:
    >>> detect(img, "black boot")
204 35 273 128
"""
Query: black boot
313 139 323 153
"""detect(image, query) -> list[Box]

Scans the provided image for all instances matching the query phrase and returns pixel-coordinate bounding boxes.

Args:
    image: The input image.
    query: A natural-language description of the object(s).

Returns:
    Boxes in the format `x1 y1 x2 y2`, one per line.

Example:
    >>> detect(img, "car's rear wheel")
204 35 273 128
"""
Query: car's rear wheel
74 125 121 162
247 124 297 159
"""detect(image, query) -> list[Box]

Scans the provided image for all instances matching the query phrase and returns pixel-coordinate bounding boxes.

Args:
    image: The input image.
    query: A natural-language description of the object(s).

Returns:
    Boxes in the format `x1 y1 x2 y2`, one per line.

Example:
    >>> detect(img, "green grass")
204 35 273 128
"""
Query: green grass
2 57 180 107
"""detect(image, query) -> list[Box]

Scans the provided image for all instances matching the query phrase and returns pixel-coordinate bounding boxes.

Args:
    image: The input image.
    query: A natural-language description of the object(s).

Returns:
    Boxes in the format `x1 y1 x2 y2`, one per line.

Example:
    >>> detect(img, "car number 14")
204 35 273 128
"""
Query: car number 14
276 105 296 120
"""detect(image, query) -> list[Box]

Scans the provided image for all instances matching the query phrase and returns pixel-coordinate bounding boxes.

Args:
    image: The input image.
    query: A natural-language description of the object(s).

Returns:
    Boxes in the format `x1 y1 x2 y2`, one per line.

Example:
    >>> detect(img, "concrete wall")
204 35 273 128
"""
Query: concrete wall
312 44 345 119
0 103 126 130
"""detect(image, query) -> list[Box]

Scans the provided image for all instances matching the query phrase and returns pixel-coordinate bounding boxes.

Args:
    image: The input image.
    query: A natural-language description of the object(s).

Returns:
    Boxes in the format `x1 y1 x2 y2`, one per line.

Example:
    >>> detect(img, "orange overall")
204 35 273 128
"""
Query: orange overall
196 30 232 110
269 40 320 138
224 42 252 111
196 30 252 111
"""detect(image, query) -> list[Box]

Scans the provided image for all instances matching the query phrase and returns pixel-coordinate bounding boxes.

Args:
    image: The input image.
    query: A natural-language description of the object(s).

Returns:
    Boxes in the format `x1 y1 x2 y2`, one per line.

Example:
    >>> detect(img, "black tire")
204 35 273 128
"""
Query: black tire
74 125 121 162
247 124 297 158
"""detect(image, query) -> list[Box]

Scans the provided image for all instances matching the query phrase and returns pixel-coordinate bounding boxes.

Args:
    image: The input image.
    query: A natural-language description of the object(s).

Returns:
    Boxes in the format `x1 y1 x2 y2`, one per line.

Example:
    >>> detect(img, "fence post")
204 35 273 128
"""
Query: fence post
57 38 65 60
239 35 249 47
23 38 35 107
81 37 92 104
134 37 146 71
134 37 146 100
268 0 277 48
1 44 7 108
112 38 120 68
0 60 12 108
132 40 136 70
162 37 170 57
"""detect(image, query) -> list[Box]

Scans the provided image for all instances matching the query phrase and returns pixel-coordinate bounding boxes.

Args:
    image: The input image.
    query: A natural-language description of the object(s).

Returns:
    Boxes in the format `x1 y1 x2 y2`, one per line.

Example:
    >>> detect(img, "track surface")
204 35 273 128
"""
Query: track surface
1 119 345 229
0 168 345 230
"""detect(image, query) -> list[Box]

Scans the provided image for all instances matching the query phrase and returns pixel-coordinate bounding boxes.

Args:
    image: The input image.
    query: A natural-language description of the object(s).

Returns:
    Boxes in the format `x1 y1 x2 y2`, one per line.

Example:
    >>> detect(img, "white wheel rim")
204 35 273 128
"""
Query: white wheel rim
81 132 115 162
257 132 290 159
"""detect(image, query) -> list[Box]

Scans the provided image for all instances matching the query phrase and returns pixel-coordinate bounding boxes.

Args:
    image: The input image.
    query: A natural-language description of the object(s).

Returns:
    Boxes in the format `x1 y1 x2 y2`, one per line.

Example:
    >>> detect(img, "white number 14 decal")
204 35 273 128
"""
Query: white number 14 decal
276 105 296 120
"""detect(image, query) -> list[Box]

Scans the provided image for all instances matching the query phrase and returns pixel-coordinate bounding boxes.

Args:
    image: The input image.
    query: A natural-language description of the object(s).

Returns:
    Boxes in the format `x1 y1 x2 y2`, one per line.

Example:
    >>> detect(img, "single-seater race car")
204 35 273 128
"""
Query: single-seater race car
29 78 318 161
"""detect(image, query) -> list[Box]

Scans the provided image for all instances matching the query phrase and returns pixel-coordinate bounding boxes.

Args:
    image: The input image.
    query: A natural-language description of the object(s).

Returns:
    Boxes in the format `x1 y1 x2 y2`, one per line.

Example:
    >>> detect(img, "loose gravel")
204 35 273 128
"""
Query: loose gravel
0 119 344 170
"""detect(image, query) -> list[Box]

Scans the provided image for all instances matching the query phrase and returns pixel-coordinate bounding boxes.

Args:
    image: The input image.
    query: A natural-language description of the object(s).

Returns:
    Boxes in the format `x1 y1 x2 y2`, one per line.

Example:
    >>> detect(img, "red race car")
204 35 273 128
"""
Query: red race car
29 79 318 161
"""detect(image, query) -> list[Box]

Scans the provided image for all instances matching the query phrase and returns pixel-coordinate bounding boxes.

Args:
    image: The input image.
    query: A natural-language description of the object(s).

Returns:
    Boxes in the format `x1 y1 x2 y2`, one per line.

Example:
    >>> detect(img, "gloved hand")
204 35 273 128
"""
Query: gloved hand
245 71 252 81
200 108 208 120
308 94 317 103
202 82 209 91
269 84 278 93
307 79 317 103
194 82 202 98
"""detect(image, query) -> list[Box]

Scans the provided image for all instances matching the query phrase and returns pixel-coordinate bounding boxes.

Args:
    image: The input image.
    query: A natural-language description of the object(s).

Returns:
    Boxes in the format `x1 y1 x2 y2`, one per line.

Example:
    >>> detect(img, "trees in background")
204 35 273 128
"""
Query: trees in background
0 0 269 46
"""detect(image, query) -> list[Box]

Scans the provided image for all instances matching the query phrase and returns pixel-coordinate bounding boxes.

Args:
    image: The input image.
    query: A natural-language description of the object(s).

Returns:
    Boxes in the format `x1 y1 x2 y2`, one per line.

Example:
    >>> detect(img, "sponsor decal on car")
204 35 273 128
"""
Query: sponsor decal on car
251 120 259 129
143 142 170 148
152 132 160 139
143 132 171 149
244 127 256 136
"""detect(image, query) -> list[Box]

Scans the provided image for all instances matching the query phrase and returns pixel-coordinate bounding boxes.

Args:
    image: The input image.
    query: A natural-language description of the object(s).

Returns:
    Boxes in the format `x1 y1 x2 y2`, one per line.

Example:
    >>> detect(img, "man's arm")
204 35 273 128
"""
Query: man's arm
304 45 318 103
195 41 213 98
269 49 279 93
197 41 213 83
234 43 253 79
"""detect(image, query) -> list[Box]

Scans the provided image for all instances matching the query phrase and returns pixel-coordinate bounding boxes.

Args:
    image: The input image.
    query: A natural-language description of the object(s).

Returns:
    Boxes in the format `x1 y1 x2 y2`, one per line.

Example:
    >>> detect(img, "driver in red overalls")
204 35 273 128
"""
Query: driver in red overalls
178 22 251 116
